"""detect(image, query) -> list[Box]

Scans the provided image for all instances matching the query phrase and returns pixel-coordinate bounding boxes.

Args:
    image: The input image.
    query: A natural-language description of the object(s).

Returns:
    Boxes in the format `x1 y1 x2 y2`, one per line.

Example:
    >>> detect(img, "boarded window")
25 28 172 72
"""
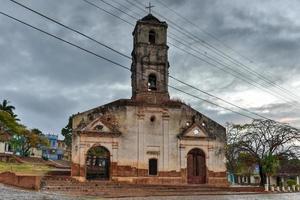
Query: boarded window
149 158 158 175
149 30 155 44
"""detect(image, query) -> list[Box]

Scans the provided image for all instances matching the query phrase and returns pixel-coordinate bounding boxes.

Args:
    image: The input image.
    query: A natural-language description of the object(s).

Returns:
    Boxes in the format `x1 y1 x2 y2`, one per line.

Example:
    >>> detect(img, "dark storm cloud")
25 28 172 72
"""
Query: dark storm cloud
0 0 299 137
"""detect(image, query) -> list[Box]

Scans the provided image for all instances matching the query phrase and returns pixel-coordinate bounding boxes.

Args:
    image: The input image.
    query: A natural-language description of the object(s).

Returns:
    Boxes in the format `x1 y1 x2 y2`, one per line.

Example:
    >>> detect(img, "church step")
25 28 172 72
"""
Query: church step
41 188 241 198
42 185 221 190
41 182 223 190
40 178 263 198
41 185 224 194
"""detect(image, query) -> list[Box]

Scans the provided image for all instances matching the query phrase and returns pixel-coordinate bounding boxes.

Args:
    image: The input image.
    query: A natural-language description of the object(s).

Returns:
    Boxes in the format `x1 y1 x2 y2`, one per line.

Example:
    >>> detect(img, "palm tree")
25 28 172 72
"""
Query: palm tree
0 99 19 120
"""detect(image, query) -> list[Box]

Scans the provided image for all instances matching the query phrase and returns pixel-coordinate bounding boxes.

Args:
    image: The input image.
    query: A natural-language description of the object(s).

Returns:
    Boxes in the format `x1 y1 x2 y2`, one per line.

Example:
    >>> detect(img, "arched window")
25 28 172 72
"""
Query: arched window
148 74 157 91
86 146 110 180
149 30 155 44
149 158 158 175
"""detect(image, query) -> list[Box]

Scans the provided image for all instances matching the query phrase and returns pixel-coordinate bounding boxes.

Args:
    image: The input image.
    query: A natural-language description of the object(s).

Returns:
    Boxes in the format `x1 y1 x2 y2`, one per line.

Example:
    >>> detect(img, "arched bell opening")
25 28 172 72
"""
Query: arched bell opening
148 74 157 91
149 30 156 44
86 146 110 180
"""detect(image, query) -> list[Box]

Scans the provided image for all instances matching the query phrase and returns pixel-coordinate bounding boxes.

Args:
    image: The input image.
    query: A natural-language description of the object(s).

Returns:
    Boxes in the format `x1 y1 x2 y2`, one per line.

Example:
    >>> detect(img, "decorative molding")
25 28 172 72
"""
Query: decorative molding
146 151 160 155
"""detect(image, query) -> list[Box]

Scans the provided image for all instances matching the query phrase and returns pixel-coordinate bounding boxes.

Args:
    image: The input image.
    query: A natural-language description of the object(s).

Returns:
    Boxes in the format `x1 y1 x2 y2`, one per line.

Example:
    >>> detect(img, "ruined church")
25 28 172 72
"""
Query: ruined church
71 13 228 186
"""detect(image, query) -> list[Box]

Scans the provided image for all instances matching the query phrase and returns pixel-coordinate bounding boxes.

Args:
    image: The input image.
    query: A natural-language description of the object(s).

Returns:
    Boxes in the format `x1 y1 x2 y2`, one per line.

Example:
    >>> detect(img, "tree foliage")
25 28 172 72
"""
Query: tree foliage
261 154 280 176
10 128 49 156
0 99 19 121
226 119 300 186
0 99 49 156
0 100 15 115
236 152 257 175
61 116 73 148
0 110 24 136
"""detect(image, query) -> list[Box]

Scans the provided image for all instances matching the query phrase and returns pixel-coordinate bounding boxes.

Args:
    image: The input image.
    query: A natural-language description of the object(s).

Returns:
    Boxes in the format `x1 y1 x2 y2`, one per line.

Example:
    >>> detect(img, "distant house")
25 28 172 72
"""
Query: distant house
228 164 260 185
269 160 300 186
228 161 300 186
29 147 43 158
42 134 64 160
58 140 71 161
0 132 13 154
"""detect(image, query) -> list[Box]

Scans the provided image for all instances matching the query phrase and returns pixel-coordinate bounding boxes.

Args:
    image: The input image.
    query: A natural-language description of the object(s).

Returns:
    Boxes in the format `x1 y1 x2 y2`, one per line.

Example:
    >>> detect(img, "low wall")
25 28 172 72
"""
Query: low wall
0 172 41 190
46 169 71 176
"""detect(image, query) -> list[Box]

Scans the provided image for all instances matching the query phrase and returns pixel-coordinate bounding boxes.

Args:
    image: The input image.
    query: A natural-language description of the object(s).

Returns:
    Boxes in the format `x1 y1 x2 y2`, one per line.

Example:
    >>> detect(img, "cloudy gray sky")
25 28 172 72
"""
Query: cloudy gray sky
1 0 299 138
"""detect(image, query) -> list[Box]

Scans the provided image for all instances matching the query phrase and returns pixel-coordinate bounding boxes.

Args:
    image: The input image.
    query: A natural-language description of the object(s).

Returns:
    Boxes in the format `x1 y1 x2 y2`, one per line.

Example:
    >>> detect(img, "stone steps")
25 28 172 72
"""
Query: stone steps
40 176 263 198
41 184 229 198
42 185 221 191
42 183 223 191
42 188 236 198
42 187 229 198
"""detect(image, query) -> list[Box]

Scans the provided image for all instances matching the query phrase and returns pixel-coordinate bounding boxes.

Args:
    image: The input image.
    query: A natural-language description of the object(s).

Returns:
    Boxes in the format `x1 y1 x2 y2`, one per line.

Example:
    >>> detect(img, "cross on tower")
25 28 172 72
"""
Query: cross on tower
145 2 154 14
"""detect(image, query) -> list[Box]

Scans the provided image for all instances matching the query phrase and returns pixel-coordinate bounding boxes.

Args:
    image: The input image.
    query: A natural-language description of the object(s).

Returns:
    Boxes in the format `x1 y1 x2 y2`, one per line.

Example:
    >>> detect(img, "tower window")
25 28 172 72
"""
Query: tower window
150 115 156 122
149 158 158 175
149 30 155 44
148 74 157 91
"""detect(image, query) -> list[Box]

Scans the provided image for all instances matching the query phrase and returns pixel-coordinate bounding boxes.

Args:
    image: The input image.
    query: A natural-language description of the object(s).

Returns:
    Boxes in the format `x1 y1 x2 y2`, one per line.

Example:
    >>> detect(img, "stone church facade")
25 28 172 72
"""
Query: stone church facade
71 14 228 186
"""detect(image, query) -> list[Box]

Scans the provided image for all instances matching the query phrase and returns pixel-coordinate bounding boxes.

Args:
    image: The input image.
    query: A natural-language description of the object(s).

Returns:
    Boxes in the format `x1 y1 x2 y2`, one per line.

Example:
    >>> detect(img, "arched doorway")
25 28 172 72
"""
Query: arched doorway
86 146 110 180
187 148 206 184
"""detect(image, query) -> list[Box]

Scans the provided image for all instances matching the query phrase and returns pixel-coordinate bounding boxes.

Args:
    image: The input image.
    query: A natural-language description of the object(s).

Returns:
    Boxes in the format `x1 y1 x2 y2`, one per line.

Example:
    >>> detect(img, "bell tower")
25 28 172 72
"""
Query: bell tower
131 14 170 104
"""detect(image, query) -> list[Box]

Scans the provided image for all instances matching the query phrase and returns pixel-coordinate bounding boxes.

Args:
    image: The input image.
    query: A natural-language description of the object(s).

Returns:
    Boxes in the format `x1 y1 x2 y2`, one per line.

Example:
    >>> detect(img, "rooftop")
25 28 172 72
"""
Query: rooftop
140 14 161 23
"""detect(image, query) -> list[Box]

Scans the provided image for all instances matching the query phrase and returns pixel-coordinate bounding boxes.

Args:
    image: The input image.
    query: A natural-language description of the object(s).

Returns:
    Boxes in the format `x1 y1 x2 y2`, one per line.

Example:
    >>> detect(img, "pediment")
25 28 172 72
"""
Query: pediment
78 118 121 138
83 118 112 132
178 123 208 139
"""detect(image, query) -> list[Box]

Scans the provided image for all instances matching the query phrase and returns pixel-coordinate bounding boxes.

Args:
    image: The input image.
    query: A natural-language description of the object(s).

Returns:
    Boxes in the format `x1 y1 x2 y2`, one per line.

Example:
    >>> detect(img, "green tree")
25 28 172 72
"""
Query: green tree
61 116 73 148
225 143 239 174
0 110 24 136
0 99 19 121
10 128 49 156
262 155 280 185
1 108 49 156
31 128 43 136
236 152 257 176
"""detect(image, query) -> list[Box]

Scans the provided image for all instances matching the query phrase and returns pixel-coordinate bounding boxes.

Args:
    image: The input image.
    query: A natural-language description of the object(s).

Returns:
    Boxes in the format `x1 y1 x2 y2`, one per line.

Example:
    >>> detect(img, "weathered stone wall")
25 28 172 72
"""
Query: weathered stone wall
71 101 228 186
131 20 169 104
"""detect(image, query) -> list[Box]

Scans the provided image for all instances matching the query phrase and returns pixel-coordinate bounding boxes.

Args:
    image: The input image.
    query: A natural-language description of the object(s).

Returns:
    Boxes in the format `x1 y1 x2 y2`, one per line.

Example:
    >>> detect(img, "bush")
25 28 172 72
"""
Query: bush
287 179 297 187
42 156 48 161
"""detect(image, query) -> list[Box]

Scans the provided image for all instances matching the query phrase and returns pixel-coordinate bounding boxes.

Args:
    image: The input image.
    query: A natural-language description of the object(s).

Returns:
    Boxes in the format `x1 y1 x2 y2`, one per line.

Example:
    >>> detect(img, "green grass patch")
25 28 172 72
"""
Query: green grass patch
0 161 53 175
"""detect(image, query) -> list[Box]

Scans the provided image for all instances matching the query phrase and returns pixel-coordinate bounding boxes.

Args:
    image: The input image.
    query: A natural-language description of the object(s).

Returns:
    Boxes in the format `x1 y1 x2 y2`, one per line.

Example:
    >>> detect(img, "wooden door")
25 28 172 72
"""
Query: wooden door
187 148 206 184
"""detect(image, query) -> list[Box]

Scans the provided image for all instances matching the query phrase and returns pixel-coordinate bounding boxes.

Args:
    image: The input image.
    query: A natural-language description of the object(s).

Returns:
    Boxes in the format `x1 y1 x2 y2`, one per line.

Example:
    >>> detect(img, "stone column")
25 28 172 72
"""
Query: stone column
111 141 118 176
162 113 169 171
112 142 118 163
179 144 186 168
179 144 186 181
78 143 87 180
137 111 145 175
71 133 81 177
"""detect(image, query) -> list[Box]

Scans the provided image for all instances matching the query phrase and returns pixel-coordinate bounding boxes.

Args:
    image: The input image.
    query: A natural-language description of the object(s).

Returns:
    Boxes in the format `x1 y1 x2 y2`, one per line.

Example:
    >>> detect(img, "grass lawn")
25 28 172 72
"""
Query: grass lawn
0 161 54 175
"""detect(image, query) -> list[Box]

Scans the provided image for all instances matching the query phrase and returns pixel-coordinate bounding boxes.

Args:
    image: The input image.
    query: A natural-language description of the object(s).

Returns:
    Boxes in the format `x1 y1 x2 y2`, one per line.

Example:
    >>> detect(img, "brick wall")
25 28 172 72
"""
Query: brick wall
0 172 41 190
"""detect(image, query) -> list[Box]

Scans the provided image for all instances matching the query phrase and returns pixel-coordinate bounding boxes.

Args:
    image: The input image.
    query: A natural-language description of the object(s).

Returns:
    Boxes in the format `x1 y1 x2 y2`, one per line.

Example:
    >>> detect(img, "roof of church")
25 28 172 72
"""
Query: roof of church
140 14 161 23
73 98 226 140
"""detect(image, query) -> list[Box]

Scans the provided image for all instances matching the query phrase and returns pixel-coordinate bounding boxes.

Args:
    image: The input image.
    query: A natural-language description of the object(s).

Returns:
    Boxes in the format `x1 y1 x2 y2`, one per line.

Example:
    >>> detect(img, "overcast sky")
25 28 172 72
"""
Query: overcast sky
1 0 300 138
